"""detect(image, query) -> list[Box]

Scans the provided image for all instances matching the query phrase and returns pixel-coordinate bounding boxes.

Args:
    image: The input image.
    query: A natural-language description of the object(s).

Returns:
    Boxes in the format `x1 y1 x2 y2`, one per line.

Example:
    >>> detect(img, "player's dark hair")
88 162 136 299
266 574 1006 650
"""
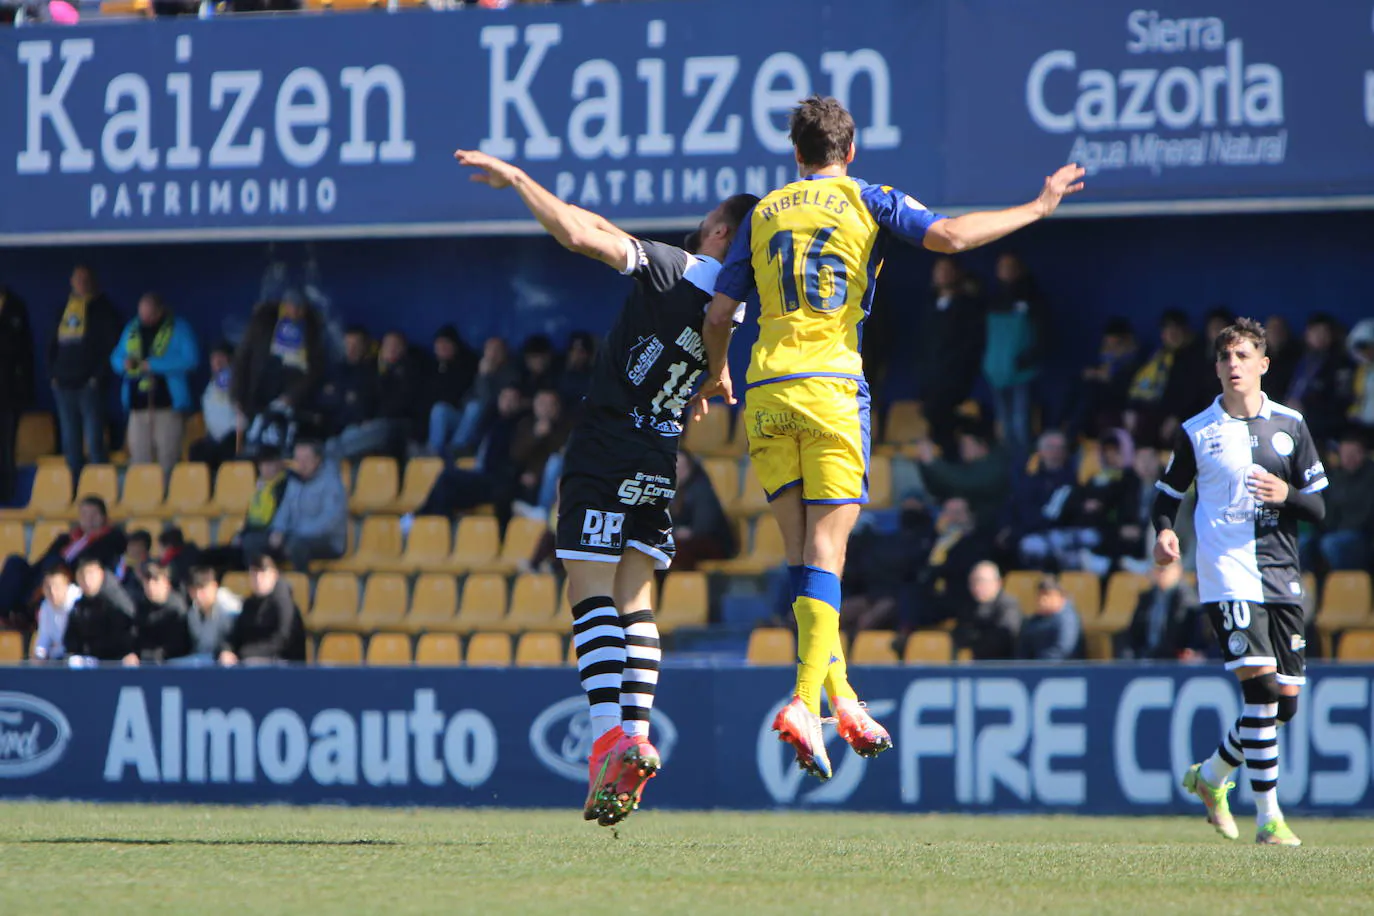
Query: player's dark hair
719 193 761 231
789 96 855 168
1214 317 1267 359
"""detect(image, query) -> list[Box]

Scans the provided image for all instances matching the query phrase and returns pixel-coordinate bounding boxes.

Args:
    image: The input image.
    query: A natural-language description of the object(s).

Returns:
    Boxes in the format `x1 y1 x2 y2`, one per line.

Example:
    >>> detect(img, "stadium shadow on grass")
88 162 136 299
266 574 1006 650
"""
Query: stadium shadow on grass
21 838 401 847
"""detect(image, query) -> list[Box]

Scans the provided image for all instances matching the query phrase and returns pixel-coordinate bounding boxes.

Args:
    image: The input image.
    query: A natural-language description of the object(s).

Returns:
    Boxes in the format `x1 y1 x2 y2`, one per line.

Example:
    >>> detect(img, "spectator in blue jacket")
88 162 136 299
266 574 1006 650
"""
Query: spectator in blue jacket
1018 575 1082 661
111 293 198 474
266 440 348 570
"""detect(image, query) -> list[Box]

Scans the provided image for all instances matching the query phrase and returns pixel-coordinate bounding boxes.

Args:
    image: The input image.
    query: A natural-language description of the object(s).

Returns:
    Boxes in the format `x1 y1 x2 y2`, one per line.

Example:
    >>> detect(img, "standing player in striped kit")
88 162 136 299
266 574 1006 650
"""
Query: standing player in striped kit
454 148 757 825
1153 318 1328 846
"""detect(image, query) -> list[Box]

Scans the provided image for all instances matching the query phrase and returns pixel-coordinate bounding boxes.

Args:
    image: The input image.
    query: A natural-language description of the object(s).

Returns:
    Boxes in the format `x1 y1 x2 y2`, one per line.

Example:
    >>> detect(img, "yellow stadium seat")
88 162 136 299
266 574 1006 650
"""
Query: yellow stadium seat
390 457 444 515
327 516 402 573
126 517 162 540
884 400 928 444
349 457 399 515
0 464 72 523
352 573 410 632
465 632 512 667
180 413 206 461
904 630 953 664
1083 571 1148 660
515 631 564 667
0 521 25 560
445 515 501 574
116 464 165 519
28 521 69 563
415 632 462 666
490 516 547 574
454 573 508 632
215 515 245 546
851 629 900 665
282 571 311 608
1058 571 1101 620
867 454 892 509
700 517 785 575
155 463 210 518
56 464 118 521
746 627 795 665
337 460 354 495
221 571 250 599
174 516 211 549
309 572 360 631
493 573 559 633
1317 571 1374 656
211 462 257 516
1002 570 1039 615
0 630 24 663
1336 629 1374 662
701 458 740 512
657 572 709 632
374 516 451 573
401 573 460 633
1076 440 1103 486
732 464 771 517
366 632 412 666
317 632 363 666
16 412 57 466
684 408 731 457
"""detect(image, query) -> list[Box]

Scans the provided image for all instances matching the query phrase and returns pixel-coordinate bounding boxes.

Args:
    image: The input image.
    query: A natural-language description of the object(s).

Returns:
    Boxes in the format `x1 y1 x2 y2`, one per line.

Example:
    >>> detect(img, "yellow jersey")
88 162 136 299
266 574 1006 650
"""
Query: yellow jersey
714 175 945 387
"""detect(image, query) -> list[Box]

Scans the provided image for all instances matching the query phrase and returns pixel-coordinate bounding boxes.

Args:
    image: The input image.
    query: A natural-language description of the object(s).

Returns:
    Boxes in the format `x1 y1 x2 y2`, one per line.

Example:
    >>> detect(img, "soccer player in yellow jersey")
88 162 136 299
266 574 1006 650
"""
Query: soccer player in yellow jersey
700 97 1085 780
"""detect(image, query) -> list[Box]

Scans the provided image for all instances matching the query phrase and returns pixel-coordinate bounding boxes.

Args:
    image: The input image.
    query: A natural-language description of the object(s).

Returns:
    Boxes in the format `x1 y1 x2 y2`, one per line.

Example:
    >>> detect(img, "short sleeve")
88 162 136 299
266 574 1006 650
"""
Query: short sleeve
621 238 689 293
1156 426 1198 499
859 184 946 246
1291 421 1328 494
712 213 755 303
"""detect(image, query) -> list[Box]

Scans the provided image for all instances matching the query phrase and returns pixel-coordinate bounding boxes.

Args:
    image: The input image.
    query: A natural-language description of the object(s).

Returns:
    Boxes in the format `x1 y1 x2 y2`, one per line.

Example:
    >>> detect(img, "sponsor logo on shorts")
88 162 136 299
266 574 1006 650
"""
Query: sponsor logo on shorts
1227 632 1249 656
617 473 675 507
0 692 72 778
580 510 625 549
1290 633 1307 652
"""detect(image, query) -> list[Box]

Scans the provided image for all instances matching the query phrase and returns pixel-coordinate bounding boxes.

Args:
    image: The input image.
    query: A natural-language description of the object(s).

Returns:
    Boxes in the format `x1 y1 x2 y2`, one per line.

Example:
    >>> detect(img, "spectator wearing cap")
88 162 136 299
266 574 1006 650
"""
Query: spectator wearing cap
63 556 137 666
0 495 125 627
127 561 191 665
49 265 121 477
267 440 347 570
188 342 239 472
110 292 199 475
0 283 36 504
1287 314 1353 446
181 566 241 664
232 289 325 427
221 551 305 665
31 565 81 662
426 325 478 456
1017 575 1082 661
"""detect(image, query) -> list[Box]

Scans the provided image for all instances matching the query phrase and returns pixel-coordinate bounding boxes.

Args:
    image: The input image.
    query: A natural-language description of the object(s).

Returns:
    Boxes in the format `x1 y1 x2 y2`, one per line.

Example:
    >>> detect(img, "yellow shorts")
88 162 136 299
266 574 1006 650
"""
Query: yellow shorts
743 376 871 505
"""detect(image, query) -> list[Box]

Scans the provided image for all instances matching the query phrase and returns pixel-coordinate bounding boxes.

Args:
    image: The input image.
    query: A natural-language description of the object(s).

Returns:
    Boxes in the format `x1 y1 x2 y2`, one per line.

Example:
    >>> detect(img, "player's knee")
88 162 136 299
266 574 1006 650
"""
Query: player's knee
1276 693 1299 724
1240 672 1281 705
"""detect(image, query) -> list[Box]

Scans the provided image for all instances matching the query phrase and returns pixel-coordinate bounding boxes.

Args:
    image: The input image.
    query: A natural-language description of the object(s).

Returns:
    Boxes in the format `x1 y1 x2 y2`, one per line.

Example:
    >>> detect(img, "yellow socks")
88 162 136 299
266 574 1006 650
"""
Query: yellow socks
789 565 850 715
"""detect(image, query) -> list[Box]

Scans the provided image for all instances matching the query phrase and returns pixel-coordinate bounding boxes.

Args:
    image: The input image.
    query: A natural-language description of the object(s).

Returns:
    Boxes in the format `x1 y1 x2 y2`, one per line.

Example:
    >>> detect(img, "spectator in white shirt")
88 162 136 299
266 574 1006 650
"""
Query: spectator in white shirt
31 565 81 661
188 343 239 472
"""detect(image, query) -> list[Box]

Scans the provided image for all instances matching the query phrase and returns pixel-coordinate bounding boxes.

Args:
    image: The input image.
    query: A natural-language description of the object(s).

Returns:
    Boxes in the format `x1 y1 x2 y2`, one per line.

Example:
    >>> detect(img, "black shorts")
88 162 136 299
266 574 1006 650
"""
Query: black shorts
554 417 677 570
1204 600 1307 686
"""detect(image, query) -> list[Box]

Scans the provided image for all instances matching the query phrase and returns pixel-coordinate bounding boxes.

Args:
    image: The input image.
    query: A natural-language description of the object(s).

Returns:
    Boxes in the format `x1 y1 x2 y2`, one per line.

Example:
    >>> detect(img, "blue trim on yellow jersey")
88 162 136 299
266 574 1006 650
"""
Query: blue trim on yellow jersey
856 380 872 502
804 496 870 506
765 479 802 502
744 371 865 390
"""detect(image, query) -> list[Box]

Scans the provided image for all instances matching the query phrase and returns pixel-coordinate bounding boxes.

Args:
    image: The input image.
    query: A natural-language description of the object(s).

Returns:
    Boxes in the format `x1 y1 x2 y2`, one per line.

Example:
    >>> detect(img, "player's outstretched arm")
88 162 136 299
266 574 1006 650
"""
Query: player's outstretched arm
923 164 1085 254
454 149 627 269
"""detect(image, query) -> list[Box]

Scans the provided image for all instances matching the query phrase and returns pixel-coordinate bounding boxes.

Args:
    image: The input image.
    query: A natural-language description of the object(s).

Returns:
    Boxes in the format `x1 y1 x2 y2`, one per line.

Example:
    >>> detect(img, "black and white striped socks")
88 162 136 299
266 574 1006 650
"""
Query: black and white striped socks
619 609 661 738
571 597 626 739
1241 698 1281 822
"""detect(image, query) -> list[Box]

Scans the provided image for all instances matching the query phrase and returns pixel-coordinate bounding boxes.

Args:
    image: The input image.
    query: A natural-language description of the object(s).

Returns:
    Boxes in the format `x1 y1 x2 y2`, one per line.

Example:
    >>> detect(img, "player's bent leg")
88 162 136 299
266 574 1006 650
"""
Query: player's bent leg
564 559 628 822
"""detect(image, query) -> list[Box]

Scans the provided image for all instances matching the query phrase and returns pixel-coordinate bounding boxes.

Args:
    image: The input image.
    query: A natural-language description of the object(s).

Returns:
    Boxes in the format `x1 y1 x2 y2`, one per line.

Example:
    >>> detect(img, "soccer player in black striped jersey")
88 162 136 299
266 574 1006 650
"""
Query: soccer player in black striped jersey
1152 318 1327 846
454 148 756 827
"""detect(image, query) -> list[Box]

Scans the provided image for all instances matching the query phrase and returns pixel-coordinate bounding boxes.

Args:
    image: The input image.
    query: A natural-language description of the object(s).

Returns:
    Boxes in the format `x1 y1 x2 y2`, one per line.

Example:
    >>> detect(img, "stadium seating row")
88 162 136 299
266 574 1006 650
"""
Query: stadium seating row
745 628 961 665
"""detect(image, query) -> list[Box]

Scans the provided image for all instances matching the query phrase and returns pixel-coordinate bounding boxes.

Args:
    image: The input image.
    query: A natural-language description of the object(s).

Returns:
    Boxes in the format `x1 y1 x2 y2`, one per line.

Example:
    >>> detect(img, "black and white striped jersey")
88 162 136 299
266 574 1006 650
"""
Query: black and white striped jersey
1156 395 1328 605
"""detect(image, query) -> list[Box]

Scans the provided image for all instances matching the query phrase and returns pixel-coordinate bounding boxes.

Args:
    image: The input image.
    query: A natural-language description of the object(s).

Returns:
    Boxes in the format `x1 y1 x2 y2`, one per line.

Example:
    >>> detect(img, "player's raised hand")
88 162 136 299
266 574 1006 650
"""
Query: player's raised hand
454 149 523 189
690 369 736 421
1153 529 1181 567
1035 163 1087 217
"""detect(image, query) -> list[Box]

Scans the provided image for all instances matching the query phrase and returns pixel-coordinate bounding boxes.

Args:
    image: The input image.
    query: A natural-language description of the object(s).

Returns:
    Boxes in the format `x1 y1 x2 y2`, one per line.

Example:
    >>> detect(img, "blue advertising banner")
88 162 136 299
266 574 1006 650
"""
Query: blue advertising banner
2 665 1372 815
0 0 939 244
945 1 1374 211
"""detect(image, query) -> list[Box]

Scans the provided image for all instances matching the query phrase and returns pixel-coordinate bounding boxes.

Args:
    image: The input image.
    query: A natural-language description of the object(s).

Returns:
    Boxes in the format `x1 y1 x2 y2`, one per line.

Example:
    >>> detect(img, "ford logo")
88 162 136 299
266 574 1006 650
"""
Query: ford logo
0 692 72 778
529 696 678 782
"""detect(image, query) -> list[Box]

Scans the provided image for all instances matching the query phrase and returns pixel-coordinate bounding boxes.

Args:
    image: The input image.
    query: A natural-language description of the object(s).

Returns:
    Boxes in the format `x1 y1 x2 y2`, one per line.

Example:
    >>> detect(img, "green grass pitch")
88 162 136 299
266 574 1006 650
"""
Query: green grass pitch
1 803 1371 915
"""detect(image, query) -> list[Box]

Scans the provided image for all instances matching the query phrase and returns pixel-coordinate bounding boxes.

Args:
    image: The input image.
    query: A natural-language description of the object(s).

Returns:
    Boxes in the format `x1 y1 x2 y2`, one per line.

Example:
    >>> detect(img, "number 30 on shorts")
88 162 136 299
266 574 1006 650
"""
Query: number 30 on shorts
1220 600 1252 631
